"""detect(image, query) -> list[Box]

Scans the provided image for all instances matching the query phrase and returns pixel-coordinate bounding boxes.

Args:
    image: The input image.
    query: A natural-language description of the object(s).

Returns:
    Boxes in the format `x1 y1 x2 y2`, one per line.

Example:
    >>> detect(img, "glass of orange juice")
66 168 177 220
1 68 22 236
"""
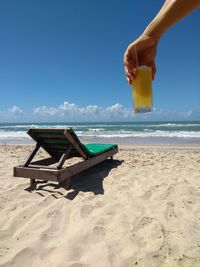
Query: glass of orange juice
132 65 152 113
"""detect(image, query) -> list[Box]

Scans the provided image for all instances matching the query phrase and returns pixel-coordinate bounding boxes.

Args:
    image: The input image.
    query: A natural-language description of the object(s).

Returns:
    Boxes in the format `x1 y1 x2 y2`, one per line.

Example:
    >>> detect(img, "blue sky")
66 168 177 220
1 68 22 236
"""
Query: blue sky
0 0 200 122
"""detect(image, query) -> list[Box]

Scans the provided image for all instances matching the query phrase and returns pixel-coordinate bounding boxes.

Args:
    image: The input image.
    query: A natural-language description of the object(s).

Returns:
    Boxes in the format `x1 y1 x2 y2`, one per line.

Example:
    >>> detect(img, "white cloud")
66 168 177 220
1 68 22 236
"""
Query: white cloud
59 102 81 117
33 101 135 120
80 105 102 117
105 103 134 118
32 102 200 121
34 106 59 116
7 106 24 115
0 102 199 122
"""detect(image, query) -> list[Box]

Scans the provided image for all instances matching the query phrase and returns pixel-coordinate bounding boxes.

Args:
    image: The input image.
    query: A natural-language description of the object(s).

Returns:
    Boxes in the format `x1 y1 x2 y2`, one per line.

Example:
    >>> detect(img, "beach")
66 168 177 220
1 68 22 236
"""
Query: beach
0 144 200 267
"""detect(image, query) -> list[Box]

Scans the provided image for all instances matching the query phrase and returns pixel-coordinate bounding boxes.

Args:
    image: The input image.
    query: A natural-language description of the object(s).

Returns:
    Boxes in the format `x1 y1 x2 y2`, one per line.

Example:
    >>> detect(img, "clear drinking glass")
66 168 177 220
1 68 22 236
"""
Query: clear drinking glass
132 65 153 113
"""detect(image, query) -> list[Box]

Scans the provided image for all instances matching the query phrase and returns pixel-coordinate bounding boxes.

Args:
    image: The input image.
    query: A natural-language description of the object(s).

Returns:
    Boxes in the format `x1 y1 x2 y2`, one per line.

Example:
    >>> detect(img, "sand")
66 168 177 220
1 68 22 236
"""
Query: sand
0 144 200 267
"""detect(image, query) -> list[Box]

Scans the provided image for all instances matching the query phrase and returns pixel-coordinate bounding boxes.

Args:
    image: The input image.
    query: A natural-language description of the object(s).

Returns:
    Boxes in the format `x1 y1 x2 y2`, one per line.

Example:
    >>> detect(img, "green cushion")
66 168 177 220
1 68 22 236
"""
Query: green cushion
83 143 117 156
69 128 117 156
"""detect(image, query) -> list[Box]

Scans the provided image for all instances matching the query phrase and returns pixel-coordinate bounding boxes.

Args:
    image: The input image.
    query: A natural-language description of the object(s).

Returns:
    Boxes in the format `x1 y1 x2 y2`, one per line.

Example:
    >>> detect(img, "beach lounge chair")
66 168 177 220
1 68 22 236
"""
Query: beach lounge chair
13 128 118 189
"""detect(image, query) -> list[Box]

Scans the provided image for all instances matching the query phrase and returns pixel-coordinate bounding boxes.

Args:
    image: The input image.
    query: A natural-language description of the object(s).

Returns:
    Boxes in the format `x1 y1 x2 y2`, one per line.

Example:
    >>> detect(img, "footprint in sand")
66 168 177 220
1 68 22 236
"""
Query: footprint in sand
91 225 106 242
0 195 54 241
0 247 37 267
80 204 95 218
164 201 177 220
141 190 152 200
67 246 84 262
131 217 166 254
68 263 89 267
0 247 10 258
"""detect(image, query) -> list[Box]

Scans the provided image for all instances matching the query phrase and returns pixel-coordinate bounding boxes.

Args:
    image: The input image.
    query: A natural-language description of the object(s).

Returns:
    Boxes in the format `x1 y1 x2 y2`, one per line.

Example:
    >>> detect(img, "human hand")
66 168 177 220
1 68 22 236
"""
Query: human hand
124 34 157 84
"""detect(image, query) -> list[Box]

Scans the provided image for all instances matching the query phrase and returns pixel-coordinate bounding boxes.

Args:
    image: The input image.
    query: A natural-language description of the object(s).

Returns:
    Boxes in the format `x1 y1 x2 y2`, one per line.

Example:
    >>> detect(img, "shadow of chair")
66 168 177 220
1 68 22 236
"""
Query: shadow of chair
25 159 123 200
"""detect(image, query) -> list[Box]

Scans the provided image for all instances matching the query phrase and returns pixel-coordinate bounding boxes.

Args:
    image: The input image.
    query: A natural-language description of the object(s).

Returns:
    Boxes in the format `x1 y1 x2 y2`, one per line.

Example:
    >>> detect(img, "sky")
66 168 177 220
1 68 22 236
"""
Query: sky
0 0 200 122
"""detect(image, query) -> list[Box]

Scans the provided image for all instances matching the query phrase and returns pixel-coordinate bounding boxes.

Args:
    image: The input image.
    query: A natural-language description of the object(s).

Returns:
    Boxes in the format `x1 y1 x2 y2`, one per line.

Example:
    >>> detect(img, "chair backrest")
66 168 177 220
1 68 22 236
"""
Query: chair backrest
27 128 88 161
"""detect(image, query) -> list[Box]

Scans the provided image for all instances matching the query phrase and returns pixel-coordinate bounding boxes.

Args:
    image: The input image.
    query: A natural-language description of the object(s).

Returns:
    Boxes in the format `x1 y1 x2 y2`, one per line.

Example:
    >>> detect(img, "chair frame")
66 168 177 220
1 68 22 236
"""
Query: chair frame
13 128 118 189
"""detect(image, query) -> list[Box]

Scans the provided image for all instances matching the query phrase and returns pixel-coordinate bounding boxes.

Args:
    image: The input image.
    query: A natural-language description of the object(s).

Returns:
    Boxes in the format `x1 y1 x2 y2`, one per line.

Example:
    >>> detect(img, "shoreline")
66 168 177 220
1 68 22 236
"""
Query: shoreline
1 142 200 150
119 143 200 150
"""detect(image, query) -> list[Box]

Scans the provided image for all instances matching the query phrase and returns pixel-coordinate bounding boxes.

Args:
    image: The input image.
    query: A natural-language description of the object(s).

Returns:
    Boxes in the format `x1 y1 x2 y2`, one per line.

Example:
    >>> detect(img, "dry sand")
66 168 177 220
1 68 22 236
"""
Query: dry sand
0 144 200 267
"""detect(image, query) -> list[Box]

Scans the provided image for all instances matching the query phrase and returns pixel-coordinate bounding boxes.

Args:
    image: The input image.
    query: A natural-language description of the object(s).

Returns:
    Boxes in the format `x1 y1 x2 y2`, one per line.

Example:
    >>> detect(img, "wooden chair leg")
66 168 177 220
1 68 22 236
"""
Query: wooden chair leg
24 143 41 167
30 178 36 186
59 177 71 190
65 178 71 190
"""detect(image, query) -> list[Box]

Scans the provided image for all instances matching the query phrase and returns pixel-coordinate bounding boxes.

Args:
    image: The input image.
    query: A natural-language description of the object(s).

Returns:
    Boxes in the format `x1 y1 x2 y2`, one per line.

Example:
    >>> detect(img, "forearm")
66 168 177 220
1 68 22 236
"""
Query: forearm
143 0 200 42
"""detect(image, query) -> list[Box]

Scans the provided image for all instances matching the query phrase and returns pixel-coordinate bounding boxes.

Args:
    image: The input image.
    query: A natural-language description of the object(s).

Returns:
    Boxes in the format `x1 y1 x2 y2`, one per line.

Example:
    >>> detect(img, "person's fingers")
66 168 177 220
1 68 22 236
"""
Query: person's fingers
124 46 137 70
124 56 135 74
125 66 136 84
125 66 136 78
127 77 132 85
133 67 138 78
126 74 133 85
123 50 131 68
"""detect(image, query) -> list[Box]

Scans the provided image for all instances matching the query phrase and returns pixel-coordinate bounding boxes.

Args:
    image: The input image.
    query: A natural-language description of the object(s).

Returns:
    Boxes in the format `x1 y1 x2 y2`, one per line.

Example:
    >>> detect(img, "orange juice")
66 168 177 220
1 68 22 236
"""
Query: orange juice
132 65 152 113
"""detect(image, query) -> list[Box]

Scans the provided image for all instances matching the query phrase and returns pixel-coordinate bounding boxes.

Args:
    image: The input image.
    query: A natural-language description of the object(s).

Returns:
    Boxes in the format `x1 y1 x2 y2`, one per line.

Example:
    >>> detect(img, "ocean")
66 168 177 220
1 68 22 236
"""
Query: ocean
0 121 200 145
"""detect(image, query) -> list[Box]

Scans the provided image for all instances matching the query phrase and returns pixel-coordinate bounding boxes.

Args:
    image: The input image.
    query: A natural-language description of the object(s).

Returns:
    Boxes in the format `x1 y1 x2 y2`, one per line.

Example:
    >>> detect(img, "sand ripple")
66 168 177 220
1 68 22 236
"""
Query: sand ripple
0 145 200 267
